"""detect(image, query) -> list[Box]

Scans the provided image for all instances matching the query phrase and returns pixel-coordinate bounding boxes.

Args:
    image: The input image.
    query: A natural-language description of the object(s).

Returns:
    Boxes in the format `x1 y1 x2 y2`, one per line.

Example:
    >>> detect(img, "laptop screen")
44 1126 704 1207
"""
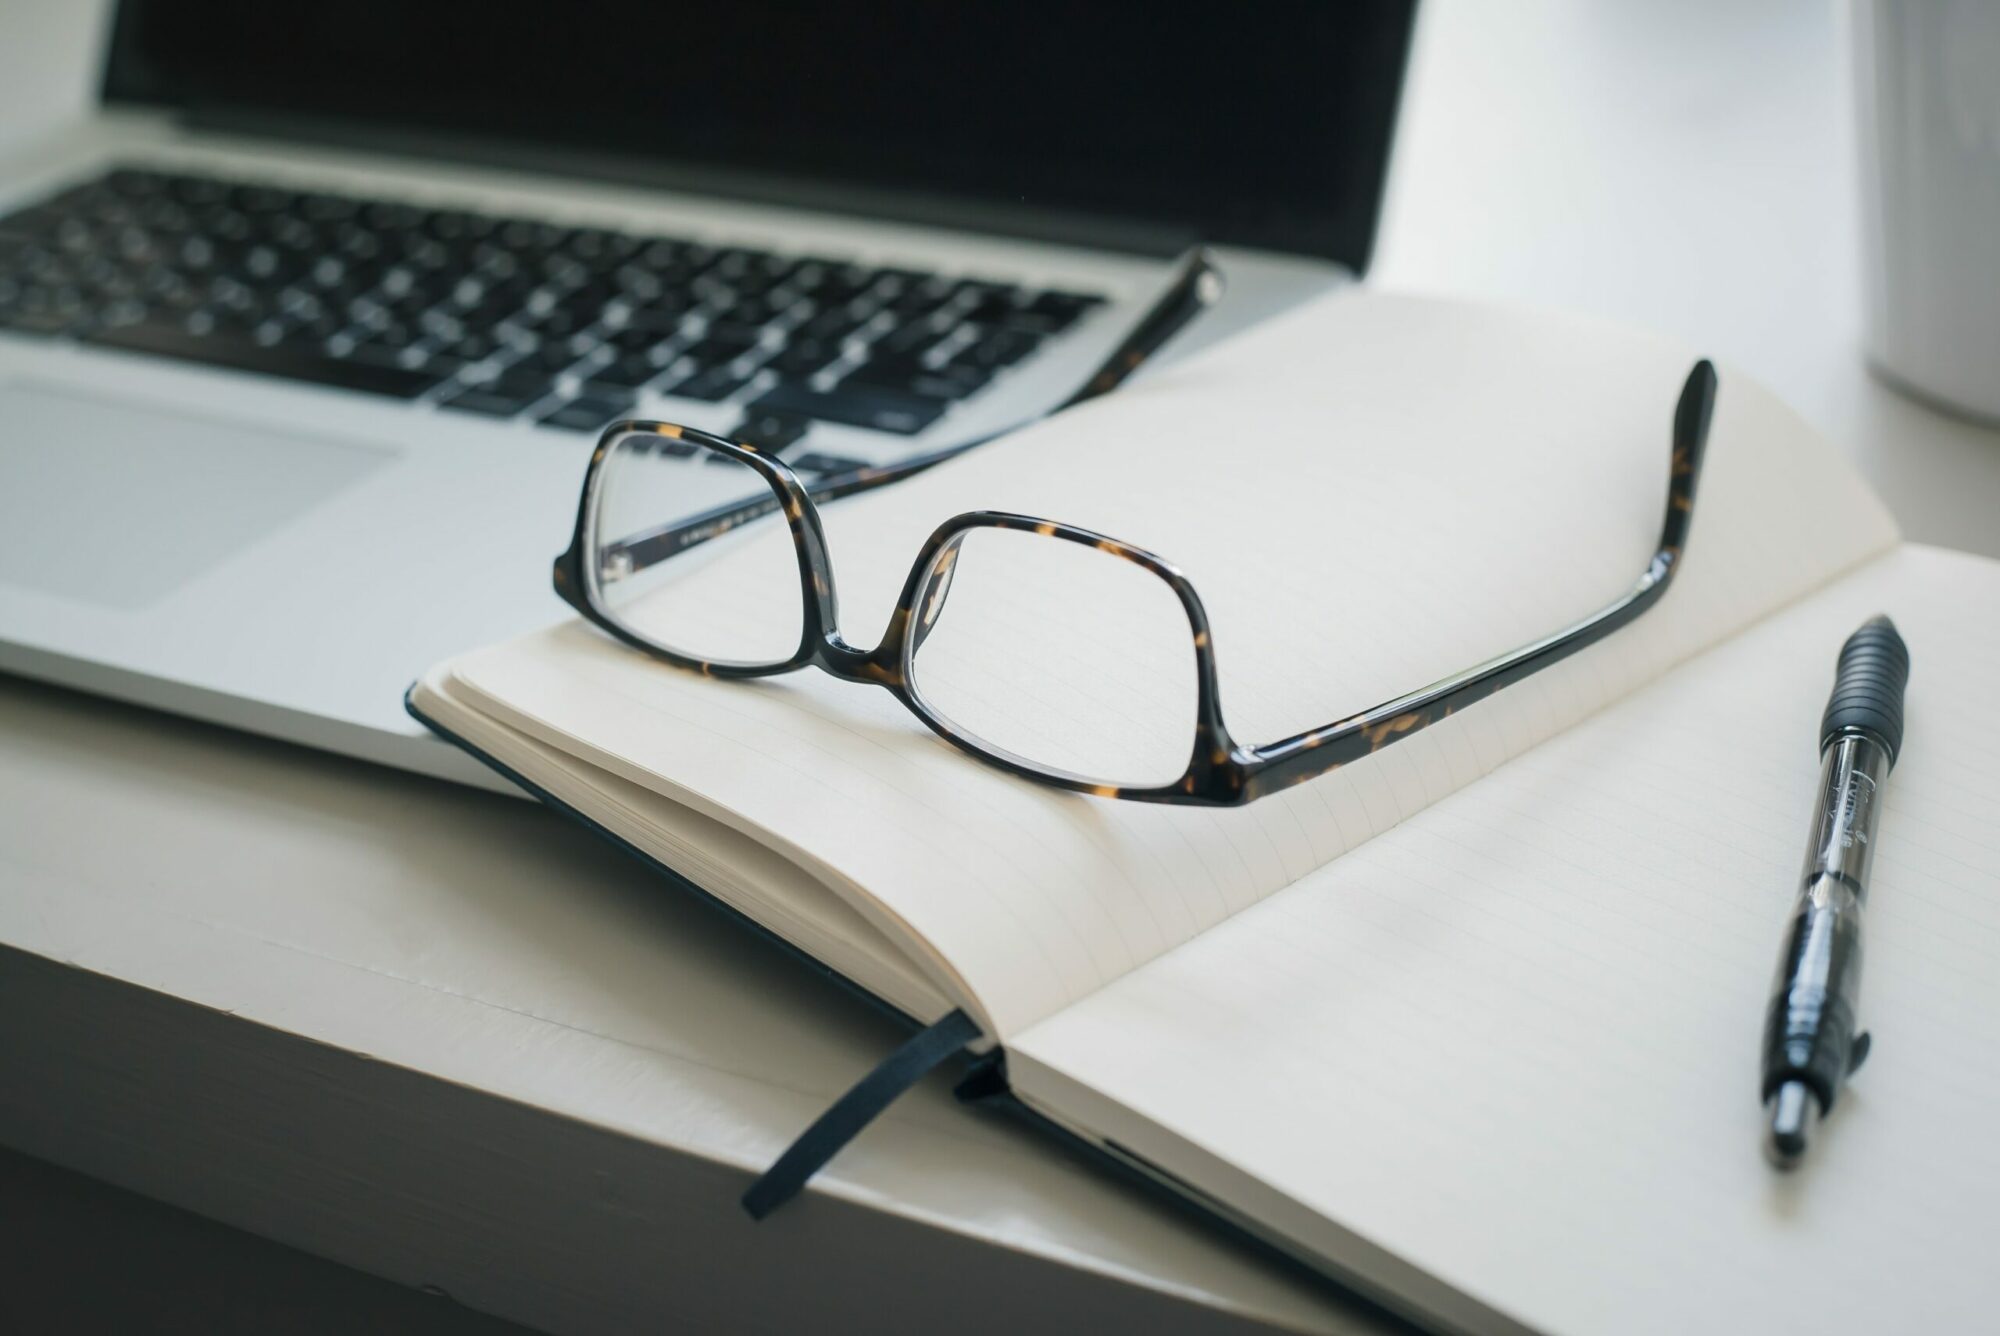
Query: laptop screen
101 2 1415 270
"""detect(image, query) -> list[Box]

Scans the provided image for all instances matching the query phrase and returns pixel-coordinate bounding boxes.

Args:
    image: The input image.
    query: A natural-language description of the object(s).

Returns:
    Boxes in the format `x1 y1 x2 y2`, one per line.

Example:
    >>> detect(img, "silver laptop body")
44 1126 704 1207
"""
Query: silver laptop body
0 1 1414 788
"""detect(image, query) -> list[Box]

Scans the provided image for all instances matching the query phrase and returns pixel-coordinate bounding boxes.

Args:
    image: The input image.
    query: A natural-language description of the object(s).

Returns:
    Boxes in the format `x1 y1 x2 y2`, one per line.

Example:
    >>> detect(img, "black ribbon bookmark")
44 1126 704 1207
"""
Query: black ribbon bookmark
742 1008 982 1220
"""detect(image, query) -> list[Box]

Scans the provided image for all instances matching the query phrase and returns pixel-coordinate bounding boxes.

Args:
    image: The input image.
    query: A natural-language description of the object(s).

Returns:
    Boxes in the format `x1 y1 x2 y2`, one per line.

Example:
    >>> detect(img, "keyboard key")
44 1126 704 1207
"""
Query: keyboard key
958 327 1042 368
798 305 872 343
768 338 842 379
707 247 778 280
704 315 771 341
845 354 990 403
727 295 799 329
464 365 552 398
630 240 689 272
348 318 419 353
440 330 501 363
669 365 759 402
572 378 644 402
495 219 567 252
954 285 1024 326
606 324 668 354
727 408 811 453
620 303 695 338
382 347 465 380
515 339 594 375
538 394 635 432
1022 289 1105 330
792 263 876 306
439 384 547 418
750 381 945 436
425 208 496 242
88 319 439 397
587 352 666 389
565 227 642 263
516 306 591 341
679 331 763 369
722 266 783 301
948 277 1015 303
884 279 952 318
872 320 949 359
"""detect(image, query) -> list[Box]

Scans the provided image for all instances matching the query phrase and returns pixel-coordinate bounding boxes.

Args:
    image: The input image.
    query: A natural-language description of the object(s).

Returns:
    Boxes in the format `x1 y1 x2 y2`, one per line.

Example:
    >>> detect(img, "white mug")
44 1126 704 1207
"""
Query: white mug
1853 0 2000 423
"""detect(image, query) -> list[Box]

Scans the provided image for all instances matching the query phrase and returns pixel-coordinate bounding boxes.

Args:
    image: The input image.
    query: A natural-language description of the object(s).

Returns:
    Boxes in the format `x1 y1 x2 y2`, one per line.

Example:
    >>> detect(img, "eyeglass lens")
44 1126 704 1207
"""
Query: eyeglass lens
906 525 1199 788
589 433 805 668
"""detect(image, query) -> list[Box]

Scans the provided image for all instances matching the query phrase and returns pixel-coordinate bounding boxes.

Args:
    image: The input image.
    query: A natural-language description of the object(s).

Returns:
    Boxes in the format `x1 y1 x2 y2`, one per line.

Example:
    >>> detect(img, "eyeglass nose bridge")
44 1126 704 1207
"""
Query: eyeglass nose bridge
815 634 906 688
911 533 966 653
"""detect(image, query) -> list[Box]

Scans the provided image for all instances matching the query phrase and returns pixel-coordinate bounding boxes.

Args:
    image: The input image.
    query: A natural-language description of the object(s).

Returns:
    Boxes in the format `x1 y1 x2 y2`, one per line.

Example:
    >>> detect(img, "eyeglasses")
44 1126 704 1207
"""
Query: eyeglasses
554 273 1716 805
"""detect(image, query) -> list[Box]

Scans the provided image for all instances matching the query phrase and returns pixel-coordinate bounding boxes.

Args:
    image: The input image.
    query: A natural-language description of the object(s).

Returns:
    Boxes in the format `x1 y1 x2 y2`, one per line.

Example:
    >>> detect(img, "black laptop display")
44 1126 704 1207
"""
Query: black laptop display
104 2 1415 268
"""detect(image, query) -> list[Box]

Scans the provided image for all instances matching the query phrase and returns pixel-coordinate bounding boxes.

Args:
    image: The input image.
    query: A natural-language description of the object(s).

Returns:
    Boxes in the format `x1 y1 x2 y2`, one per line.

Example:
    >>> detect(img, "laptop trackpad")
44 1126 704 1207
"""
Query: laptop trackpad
0 384 393 609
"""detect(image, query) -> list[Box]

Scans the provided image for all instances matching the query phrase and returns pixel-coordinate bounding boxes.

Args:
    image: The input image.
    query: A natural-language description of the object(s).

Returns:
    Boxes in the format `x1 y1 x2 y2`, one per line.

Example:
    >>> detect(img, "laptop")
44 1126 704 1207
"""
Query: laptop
0 1 1415 789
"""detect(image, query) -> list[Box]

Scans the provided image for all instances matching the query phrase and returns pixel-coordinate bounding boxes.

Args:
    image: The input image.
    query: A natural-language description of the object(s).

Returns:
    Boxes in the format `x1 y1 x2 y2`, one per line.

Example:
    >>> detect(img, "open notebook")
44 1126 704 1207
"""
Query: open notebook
410 292 2000 1335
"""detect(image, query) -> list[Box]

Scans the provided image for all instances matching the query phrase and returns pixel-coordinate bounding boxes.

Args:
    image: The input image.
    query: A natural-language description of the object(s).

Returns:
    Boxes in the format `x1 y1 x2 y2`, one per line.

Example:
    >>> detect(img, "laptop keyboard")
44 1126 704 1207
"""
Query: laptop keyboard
0 165 1107 453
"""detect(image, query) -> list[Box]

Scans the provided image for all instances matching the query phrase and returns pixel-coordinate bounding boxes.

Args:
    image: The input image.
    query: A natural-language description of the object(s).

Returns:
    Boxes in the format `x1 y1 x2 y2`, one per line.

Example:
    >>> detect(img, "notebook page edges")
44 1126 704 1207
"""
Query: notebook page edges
1008 545 2000 1335
444 291 1898 1038
411 666 952 1023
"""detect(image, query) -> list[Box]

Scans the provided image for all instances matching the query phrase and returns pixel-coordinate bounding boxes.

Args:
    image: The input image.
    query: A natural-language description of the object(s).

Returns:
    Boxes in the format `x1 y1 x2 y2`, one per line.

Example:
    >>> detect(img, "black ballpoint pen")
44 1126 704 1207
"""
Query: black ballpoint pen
1762 615 1911 1167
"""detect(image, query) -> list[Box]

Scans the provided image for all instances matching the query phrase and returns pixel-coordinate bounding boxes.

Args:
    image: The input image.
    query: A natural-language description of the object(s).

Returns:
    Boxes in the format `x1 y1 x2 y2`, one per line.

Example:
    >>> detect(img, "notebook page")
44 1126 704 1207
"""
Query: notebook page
1009 545 2000 1335
411 666 952 1022
445 292 1897 1038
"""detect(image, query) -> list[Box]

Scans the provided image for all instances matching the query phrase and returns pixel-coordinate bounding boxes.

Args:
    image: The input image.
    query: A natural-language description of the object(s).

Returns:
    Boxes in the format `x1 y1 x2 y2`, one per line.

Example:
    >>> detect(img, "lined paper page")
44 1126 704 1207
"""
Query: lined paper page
444 292 1898 1037
1011 545 2000 1334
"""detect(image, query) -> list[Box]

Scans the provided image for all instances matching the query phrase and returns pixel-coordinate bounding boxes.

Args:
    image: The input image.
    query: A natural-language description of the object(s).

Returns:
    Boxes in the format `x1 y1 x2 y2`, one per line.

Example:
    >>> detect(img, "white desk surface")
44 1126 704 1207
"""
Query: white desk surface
1373 1 1999 560
2 1 1996 1333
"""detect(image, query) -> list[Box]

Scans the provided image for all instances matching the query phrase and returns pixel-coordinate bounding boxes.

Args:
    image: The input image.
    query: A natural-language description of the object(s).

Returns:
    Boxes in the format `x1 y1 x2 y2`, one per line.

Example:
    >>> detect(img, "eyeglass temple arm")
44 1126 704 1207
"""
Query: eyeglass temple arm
1237 359 1718 804
597 249 1223 577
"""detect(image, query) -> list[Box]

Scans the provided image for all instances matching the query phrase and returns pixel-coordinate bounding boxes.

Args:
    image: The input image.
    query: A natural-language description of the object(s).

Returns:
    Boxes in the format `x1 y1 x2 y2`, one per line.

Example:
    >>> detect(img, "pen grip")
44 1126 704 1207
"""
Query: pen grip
1820 615 1909 762
1762 895 1864 1109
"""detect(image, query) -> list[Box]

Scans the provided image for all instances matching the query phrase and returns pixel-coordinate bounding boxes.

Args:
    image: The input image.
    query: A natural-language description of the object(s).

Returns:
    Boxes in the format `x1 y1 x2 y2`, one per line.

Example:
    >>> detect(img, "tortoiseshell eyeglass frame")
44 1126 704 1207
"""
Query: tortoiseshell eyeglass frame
554 292 1716 805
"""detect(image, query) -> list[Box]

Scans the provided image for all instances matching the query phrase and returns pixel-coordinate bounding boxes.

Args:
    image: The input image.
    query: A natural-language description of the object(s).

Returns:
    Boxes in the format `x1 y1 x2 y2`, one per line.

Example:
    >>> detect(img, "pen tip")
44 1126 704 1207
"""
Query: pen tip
1764 1080 1820 1169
